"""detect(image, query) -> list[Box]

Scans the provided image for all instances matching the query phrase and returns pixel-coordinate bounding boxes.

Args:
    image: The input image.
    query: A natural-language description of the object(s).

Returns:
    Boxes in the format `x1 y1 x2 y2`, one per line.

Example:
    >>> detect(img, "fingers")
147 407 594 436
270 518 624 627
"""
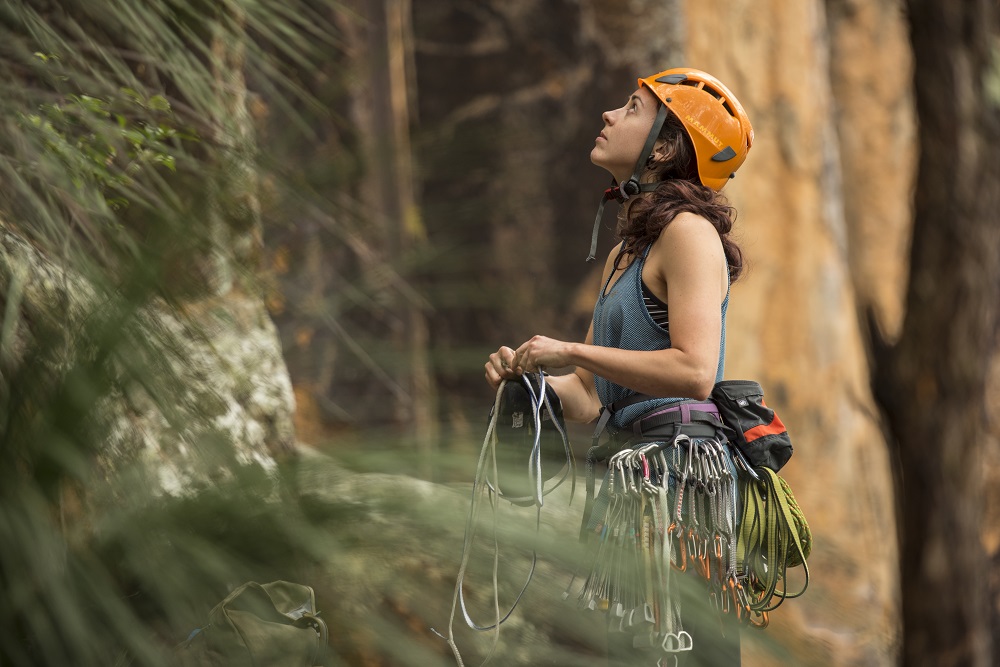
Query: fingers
513 341 530 372
485 346 520 389
497 345 518 371
514 338 544 373
485 336 559 390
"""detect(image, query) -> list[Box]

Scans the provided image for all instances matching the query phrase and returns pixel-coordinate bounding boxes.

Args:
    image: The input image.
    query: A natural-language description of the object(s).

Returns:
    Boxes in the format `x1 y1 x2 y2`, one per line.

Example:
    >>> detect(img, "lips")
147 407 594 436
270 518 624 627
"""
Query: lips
596 130 608 142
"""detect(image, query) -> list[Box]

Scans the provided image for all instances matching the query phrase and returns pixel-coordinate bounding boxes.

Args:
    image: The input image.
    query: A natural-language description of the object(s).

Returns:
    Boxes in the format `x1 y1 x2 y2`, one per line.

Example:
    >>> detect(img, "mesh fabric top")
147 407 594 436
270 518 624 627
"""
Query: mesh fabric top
591 246 729 429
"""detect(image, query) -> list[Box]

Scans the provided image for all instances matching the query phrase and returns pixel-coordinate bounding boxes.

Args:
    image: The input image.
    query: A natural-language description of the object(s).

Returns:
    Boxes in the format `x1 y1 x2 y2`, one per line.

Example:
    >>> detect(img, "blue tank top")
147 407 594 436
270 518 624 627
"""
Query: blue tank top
592 246 729 429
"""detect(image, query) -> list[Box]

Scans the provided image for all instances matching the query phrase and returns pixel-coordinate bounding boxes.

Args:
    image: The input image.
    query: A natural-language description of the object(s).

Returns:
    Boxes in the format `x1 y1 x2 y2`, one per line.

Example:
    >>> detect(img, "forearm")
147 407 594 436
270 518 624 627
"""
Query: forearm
566 342 717 400
546 371 600 423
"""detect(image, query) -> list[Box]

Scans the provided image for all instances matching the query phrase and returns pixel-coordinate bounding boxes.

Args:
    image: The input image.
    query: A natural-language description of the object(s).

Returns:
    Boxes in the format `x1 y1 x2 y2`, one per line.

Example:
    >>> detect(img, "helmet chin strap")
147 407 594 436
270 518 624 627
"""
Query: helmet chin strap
587 104 668 262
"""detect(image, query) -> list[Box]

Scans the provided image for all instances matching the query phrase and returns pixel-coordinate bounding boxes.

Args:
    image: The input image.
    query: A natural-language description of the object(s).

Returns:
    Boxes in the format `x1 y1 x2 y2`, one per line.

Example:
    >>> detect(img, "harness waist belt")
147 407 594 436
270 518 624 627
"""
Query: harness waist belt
581 397 724 542
632 401 721 436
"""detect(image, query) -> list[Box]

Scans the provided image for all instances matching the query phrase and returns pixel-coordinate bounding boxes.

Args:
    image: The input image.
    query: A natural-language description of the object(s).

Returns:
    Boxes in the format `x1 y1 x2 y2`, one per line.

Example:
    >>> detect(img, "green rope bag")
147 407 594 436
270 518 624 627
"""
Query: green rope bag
736 467 811 615
779 474 811 567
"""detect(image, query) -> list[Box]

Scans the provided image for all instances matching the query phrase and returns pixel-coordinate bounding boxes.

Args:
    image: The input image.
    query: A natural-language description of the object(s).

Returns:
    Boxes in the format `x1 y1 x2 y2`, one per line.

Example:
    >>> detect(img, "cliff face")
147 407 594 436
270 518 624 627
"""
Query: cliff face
0 5 297 503
682 0 914 663
0 226 296 498
41 0 989 661
401 0 915 663
271 2 916 662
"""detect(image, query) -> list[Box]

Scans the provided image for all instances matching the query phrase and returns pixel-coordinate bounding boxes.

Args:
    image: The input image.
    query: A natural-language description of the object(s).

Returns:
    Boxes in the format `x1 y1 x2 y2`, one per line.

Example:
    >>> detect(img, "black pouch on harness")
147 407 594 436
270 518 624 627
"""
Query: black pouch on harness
491 373 571 503
711 380 792 471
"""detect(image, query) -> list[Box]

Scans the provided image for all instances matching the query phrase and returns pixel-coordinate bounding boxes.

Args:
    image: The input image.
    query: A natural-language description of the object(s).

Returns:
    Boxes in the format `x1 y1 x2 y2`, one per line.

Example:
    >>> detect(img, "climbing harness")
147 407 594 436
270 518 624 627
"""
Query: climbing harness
438 372 574 666
439 376 809 664
574 386 811 655
574 399 741 660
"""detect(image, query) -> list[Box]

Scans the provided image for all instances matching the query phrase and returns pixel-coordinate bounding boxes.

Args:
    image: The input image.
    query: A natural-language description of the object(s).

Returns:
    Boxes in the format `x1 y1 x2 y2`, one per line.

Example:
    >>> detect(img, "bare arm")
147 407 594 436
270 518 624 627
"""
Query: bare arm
544 323 601 423
485 322 601 424
483 248 627 424
513 214 727 401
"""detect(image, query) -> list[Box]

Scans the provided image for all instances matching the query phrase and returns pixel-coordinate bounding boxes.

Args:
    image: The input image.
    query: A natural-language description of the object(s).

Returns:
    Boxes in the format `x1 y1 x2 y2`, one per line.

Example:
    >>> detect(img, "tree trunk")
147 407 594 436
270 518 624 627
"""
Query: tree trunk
345 0 437 457
872 2 1000 665
208 1 262 295
384 0 438 463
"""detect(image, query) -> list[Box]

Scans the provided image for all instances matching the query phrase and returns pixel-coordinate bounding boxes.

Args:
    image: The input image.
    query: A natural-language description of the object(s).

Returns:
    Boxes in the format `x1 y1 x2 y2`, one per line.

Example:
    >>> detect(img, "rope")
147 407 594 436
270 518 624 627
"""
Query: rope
482 373 575 507
438 372 575 665
735 467 809 616
439 382 505 666
779 475 811 566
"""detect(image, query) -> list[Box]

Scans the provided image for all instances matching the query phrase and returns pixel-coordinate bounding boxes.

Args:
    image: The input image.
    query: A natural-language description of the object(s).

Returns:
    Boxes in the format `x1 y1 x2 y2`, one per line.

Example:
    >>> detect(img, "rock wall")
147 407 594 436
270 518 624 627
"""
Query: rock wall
683 0 912 664
268 1 998 662
0 225 296 499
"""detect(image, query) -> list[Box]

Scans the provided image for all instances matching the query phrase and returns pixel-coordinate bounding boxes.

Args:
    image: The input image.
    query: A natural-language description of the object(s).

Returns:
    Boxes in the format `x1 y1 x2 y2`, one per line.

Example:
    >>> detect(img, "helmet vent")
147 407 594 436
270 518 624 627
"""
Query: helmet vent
677 79 737 118
675 80 709 92
711 146 737 162
657 73 689 85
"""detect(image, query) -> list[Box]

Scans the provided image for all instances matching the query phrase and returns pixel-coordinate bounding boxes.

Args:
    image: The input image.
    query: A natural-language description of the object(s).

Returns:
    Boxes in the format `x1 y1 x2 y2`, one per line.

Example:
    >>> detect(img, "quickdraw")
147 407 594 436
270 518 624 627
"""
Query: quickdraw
575 434 739 659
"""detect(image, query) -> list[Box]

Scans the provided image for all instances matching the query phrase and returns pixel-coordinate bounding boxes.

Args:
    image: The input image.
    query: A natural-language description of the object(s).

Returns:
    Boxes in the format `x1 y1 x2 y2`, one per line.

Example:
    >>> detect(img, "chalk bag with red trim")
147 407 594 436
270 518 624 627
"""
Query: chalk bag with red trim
711 380 793 471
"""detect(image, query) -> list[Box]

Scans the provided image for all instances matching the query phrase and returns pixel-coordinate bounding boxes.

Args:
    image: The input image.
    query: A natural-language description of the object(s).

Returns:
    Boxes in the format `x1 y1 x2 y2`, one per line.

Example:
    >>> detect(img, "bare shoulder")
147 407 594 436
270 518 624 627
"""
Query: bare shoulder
601 241 625 277
604 241 624 265
649 212 724 264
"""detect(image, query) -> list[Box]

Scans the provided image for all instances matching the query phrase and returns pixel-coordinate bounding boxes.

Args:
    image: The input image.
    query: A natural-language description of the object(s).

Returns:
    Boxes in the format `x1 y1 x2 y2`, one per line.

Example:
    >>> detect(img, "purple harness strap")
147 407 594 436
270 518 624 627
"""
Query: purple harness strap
642 401 719 423
631 401 722 437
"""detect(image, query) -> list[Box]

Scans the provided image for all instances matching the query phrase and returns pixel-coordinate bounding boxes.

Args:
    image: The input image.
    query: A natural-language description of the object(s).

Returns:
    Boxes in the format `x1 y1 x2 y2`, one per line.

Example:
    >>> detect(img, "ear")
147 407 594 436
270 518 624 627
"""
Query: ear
647 138 672 166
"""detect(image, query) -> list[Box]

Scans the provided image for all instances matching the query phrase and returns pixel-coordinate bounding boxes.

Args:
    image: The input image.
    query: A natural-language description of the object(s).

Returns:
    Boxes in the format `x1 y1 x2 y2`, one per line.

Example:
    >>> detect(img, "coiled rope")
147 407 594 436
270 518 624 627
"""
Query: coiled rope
437 372 574 666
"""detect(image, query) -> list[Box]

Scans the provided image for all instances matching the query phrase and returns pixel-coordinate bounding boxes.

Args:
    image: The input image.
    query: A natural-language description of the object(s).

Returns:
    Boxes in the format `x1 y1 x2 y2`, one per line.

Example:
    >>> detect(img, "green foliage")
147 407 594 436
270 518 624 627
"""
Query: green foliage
0 1 347 666
18 54 193 215
0 0 601 664
0 0 332 275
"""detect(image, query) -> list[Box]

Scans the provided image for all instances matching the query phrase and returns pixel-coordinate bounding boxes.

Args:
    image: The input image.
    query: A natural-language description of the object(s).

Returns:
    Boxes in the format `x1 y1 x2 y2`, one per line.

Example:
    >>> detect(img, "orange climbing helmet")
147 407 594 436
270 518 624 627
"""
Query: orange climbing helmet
638 67 754 191
587 67 754 261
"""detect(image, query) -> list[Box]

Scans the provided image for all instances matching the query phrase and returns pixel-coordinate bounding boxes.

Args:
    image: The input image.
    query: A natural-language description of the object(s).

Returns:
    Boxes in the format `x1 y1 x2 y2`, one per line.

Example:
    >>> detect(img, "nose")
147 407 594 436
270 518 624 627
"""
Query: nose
602 109 614 126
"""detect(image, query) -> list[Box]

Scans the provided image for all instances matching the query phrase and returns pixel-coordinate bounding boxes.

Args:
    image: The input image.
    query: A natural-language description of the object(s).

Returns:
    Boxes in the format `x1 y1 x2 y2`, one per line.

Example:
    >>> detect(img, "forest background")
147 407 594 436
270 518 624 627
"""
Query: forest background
1 1 998 666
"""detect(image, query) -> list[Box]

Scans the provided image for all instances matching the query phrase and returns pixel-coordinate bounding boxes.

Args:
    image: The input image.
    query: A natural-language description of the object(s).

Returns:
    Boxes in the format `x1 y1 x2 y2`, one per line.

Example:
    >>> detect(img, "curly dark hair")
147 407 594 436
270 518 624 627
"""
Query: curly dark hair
614 109 744 282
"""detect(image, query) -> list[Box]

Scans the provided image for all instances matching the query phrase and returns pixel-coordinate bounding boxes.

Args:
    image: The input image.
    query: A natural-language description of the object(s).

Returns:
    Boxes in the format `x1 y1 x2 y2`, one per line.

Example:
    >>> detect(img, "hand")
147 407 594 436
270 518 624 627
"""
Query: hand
485 345 520 390
514 335 574 373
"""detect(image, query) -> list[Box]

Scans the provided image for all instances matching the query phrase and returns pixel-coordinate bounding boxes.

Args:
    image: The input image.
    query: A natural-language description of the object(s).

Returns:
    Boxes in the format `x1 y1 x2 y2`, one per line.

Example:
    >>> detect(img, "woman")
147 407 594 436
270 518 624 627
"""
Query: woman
485 68 753 665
